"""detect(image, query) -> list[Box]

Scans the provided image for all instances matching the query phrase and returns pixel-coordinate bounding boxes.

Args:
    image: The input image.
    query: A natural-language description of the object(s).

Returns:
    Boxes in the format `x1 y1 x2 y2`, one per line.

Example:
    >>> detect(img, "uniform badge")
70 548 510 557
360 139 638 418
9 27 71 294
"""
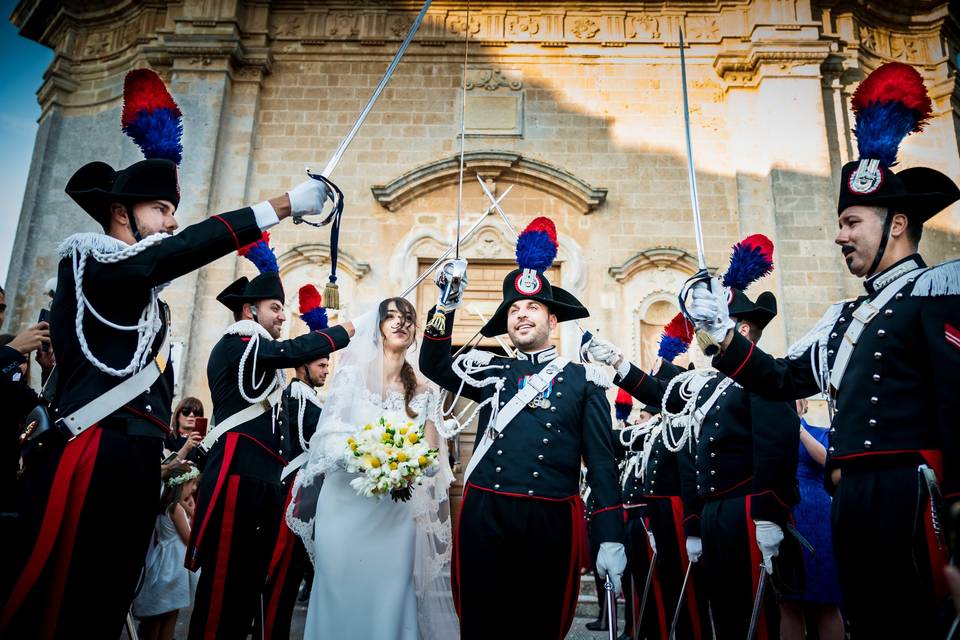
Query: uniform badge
519 375 554 409
515 268 542 296
848 158 883 195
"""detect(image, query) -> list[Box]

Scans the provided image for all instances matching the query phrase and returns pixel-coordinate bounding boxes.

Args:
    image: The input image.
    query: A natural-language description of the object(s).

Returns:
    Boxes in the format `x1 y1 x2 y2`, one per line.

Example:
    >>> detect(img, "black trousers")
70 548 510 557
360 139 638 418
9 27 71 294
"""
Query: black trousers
187 473 283 640
700 495 781 640
643 498 712 640
455 484 581 640
833 464 951 638
0 427 159 639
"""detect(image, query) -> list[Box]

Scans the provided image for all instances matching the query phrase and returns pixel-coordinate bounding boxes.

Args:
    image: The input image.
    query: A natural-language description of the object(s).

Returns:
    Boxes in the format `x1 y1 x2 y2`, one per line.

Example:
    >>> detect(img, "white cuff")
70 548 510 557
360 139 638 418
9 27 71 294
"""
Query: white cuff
251 200 280 230
615 359 631 380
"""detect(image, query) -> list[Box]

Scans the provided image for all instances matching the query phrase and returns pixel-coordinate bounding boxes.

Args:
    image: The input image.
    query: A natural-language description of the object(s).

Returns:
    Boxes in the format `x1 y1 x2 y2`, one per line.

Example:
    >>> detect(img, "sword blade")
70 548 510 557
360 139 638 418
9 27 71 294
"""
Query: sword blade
678 27 707 272
746 564 767 640
669 561 694 639
400 185 513 298
320 0 433 177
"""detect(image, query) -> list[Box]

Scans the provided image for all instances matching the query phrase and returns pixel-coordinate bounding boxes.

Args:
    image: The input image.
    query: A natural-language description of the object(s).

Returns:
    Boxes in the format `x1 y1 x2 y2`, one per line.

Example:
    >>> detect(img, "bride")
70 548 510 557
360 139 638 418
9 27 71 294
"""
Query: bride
288 297 459 640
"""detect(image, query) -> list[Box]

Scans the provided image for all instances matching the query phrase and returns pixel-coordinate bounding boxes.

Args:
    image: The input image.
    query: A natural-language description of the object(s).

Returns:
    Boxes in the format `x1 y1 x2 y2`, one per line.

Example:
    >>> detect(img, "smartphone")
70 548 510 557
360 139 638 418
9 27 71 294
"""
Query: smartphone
194 417 209 438
37 308 50 352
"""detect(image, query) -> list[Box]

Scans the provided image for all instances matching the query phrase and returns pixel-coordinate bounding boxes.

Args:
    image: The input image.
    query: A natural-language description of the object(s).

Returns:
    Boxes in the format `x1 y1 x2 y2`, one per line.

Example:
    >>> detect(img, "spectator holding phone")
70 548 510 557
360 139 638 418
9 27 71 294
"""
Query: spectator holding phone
165 397 205 463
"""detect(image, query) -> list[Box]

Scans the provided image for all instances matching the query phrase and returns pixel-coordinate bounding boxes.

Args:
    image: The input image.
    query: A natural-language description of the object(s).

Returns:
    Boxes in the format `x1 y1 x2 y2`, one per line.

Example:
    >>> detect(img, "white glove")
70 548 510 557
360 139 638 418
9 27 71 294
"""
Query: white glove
685 536 702 563
287 178 331 218
754 520 783 575
586 338 623 368
687 277 734 345
596 542 628 596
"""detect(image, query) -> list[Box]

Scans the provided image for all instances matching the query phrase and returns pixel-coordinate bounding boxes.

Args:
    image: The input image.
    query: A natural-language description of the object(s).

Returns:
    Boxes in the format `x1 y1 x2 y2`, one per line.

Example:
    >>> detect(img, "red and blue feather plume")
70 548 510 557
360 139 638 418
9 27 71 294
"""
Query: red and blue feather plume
851 62 932 168
722 234 774 292
298 284 329 331
238 232 279 274
615 388 633 422
121 69 183 165
658 312 695 362
516 217 559 273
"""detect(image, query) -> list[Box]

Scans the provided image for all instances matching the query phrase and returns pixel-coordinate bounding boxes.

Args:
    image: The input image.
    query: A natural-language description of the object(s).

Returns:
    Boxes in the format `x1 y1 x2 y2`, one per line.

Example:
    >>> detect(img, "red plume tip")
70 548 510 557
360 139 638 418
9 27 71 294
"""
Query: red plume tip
121 69 181 127
851 62 932 132
740 234 774 262
522 217 558 245
298 284 323 314
663 312 694 342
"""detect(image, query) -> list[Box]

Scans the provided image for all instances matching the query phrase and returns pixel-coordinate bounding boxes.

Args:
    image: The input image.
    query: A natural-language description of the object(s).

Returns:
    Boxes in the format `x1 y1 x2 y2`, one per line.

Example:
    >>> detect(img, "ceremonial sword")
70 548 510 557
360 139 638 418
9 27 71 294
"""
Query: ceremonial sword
668 560 694 639
674 27 722 356
746 564 768 640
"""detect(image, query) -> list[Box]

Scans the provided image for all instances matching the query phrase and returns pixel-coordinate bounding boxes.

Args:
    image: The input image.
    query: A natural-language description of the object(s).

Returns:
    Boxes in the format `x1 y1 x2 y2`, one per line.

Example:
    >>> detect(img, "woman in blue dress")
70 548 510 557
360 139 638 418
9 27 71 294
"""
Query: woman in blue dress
780 399 844 640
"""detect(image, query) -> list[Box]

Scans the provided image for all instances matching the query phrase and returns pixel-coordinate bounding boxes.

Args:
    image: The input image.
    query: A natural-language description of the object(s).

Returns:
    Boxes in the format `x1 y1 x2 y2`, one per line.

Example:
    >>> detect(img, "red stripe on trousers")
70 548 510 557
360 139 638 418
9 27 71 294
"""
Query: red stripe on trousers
0 427 102 635
187 433 239 571
264 483 297 638
204 474 240 640
744 496 769 640
669 496 703 639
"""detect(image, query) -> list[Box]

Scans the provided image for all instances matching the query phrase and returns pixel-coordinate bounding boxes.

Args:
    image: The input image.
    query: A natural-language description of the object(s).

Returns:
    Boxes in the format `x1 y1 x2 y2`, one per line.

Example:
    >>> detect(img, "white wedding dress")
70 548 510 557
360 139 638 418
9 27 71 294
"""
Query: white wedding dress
287 312 459 640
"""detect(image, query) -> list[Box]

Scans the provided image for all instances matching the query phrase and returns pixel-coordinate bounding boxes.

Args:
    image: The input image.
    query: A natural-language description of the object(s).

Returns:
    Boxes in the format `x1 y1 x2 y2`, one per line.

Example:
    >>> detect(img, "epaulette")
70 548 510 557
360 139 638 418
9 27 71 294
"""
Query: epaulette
583 363 611 389
912 259 960 297
786 299 850 360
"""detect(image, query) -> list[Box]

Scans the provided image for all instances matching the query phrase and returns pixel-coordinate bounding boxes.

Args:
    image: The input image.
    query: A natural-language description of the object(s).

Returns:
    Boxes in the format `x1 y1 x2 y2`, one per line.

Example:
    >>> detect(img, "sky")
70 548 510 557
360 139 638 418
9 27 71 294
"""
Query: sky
0 0 53 286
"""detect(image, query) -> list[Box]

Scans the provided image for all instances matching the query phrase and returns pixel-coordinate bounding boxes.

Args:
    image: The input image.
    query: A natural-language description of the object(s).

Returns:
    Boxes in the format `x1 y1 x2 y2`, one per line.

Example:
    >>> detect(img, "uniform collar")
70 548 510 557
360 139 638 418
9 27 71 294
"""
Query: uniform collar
864 253 926 295
515 345 557 365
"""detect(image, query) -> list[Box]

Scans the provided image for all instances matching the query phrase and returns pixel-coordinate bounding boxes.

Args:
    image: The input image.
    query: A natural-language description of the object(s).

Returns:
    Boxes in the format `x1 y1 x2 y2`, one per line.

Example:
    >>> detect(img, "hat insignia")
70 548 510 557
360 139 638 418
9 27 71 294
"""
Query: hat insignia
515 268 542 295
848 159 883 195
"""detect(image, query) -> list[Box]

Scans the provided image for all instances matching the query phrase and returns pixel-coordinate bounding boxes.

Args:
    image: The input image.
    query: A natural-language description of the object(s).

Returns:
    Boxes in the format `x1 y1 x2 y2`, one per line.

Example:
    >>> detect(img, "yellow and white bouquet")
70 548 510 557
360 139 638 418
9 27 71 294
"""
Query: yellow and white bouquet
344 416 440 502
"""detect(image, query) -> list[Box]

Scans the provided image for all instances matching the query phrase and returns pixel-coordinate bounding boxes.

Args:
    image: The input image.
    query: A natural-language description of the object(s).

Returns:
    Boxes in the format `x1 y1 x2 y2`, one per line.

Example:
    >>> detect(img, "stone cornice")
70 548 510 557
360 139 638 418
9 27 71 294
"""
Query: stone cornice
370 150 607 215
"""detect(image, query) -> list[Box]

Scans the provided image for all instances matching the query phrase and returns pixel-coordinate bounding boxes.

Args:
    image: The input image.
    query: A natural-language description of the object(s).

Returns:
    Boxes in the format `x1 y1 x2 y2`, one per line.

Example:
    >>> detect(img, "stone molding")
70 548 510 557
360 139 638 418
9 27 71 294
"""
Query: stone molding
607 247 704 283
370 150 607 214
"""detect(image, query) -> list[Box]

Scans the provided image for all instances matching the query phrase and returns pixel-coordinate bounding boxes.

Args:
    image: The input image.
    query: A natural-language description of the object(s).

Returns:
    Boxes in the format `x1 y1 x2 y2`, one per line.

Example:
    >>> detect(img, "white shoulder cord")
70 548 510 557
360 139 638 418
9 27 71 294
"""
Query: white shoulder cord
435 351 505 439
660 371 713 453
70 234 166 377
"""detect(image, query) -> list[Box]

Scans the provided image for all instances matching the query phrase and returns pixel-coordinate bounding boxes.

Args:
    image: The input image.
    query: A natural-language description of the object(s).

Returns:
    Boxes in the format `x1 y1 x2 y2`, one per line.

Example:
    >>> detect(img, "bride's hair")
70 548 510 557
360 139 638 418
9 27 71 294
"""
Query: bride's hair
378 297 420 419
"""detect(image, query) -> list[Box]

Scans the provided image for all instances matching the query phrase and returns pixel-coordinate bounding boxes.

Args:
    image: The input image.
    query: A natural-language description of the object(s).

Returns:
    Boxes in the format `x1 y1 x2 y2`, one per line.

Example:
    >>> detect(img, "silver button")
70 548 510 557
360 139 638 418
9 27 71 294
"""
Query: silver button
495 466 502 473
542 438 549 445
870 396 878 404
877 329 886 337
873 374 880 382
538 454 544 461
532 472 539 478
884 309 893 317
864 440 872 449
874 352 882 360
528 490 534 496
497 449 503 455
494 484 500 490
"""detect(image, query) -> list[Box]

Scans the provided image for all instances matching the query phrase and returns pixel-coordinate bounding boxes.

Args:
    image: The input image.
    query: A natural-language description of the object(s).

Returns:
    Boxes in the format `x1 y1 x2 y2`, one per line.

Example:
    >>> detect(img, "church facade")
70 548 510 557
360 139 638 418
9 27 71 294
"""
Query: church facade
6 0 959 440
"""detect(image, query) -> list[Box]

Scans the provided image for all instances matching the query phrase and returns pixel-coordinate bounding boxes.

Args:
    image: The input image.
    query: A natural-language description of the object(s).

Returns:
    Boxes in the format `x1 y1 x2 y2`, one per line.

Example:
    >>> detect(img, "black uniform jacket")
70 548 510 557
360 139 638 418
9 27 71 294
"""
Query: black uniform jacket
617 361 701 535
204 324 349 484
50 208 264 435
420 307 625 544
713 254 960 500
616 359 799 527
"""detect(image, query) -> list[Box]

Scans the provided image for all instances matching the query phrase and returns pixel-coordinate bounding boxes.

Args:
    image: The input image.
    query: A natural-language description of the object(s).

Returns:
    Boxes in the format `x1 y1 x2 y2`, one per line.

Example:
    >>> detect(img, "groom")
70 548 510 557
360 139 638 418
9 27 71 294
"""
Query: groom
420 217 626 639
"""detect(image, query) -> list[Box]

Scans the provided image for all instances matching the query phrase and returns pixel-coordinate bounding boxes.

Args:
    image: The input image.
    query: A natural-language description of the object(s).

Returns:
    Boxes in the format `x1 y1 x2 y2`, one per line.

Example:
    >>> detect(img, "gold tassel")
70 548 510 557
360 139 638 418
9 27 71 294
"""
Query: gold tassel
426 307 447 336
322 282 340 310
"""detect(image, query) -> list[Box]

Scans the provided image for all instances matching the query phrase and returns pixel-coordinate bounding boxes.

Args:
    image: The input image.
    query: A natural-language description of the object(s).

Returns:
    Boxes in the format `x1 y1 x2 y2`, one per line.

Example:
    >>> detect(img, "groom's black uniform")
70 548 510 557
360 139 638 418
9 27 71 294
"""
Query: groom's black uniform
421 307 624 639
255 377 322 640
187 304 348 640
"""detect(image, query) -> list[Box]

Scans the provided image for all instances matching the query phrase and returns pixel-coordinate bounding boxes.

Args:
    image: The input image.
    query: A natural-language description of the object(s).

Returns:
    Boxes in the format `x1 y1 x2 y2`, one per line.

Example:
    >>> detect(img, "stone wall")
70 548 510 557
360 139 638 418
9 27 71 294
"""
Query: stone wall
6 0 959 415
